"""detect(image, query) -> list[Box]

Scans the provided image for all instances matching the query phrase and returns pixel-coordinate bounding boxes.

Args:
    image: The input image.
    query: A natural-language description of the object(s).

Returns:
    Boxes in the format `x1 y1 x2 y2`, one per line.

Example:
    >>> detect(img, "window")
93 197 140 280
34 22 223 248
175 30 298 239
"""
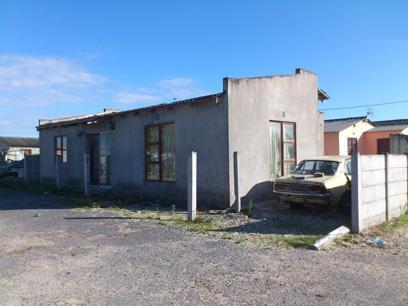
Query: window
377 138 390 154
293 160 339 176
145 123 175 181
347 138 357 155
345 160 352 175
269 121 296 179
55 136 67 163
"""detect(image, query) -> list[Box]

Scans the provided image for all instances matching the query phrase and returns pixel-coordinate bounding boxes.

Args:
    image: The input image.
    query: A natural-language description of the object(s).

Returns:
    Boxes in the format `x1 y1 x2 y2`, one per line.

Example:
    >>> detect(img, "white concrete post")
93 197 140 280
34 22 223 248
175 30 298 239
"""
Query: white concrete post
351 153 362 233
385 153 390 221
83 153 89 196
233 151 241 213
55 156 61 190
188 151 197 221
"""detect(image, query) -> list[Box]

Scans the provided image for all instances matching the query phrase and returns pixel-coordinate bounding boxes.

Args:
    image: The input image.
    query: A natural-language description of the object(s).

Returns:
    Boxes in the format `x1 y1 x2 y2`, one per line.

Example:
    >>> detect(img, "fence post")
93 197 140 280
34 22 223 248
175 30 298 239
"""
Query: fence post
24 157 28 184
385 153 390 221
188 151 197 221
351 153 362 233
233 151 241 213
55 156 61 190
83 153 89 196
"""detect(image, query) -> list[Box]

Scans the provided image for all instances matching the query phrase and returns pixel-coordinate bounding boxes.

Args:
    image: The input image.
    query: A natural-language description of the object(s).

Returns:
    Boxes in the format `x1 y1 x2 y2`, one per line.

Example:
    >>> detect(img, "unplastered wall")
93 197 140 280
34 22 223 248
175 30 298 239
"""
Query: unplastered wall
352 154 408 233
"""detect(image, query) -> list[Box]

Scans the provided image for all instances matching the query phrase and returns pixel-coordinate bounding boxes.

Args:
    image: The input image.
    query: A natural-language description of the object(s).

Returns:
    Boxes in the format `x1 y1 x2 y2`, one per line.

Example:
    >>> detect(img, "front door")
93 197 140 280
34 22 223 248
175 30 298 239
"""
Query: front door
89 133 111 185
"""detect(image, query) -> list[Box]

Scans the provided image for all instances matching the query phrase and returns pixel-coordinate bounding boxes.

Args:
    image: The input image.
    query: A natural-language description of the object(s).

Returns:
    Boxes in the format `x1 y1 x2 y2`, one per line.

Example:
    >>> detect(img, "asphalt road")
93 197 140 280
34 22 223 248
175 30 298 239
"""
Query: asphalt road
0 188 407 305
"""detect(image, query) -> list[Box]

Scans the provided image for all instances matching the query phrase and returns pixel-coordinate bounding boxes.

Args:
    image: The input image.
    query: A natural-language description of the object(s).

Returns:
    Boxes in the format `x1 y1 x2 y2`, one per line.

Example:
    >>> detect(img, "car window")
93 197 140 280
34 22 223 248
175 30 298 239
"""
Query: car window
345 160 352 175
293 160 339 175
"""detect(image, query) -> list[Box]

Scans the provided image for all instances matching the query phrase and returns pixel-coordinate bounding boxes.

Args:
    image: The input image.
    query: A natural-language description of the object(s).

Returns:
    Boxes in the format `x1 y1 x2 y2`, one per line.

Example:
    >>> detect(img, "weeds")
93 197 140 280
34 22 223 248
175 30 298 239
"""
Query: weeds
368 212 408 236
241 199 254 217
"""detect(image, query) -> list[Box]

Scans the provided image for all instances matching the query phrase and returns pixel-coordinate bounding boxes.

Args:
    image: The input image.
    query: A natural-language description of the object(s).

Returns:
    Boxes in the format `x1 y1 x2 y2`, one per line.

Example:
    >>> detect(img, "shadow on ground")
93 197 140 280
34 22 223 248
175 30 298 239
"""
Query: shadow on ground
219 201 351 236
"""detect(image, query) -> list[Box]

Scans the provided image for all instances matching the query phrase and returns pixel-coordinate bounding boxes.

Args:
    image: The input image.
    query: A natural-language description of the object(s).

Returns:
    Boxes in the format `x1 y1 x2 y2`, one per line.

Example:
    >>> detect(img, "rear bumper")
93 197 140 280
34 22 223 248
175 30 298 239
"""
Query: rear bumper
273 189 331 205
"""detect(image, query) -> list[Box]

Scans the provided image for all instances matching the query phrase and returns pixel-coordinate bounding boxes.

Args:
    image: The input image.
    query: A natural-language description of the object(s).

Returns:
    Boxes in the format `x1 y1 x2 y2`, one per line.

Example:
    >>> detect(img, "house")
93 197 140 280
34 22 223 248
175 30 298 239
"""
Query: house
359 119 408 154
37 68 329 208
324 117 408 155
324 116 373 155
390 134 408 154
0 136 40 162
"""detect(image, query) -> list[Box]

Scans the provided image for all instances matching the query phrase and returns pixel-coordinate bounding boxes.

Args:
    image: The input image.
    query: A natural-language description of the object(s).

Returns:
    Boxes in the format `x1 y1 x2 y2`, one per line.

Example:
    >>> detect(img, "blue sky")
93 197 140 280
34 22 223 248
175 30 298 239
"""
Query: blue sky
0 0 407 136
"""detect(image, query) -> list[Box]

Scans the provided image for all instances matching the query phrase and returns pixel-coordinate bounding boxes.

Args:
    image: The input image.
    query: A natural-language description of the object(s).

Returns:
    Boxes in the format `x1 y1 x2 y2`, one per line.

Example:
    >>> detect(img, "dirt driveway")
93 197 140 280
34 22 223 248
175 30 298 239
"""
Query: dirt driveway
0 188 407 305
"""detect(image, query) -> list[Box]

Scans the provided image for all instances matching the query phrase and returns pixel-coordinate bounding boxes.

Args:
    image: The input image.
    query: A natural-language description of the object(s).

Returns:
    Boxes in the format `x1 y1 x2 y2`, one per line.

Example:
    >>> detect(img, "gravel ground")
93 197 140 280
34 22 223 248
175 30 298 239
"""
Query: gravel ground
0 188 407 305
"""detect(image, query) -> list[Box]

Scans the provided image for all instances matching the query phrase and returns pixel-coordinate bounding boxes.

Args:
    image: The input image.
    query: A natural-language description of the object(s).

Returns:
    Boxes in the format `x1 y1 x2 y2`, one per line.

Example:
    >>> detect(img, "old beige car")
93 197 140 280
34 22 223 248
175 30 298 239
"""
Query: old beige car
273 156 351 209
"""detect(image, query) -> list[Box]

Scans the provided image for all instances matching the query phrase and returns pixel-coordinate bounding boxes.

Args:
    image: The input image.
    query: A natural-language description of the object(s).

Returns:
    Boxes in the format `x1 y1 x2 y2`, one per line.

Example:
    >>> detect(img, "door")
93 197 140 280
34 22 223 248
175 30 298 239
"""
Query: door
89 133 111 185
377 138 390 154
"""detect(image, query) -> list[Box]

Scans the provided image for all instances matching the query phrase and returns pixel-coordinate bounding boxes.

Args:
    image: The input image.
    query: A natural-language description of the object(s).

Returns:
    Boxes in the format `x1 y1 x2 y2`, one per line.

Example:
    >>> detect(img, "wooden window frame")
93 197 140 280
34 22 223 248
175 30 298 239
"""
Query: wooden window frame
145 122 175 182
270 120 297 177
347 137 357 155
55 135 68 163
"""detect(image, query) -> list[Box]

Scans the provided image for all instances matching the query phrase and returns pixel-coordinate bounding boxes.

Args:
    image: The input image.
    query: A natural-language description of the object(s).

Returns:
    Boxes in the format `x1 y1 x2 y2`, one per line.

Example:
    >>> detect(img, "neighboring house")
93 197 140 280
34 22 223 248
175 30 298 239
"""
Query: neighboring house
324 117 408 155
324 116 373 156
37 68 329 208
359 119 408 154
0 136 40 162
390 134 408 154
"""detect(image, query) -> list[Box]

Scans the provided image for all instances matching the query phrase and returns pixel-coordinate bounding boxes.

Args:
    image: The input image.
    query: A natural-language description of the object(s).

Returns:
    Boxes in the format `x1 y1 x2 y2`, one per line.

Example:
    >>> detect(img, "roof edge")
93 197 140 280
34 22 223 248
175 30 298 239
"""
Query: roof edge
37 93 223 130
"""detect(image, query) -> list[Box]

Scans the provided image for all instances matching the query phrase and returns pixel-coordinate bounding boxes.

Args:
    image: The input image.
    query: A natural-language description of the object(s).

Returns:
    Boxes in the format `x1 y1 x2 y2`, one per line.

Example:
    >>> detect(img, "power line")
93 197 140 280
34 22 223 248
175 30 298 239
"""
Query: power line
320 99 408 111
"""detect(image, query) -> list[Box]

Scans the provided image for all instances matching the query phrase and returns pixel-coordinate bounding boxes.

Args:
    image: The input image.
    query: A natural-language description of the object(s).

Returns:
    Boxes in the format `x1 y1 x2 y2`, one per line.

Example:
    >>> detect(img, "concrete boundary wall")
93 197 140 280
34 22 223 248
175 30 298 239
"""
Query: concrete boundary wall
352 153 408 233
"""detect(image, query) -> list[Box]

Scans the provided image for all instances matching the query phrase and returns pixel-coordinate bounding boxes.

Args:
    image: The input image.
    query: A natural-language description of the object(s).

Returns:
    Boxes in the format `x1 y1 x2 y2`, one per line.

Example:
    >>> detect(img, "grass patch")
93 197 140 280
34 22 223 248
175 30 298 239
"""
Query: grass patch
256 234 322 248
174 217 220 234
241 199 254 217
0 177 83 197
369 213 408 236
333 234 353 247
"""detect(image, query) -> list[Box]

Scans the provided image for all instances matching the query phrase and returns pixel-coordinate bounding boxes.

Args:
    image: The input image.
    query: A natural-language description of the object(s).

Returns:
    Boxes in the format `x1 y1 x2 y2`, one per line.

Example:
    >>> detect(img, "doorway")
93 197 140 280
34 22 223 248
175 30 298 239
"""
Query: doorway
88 133 111 185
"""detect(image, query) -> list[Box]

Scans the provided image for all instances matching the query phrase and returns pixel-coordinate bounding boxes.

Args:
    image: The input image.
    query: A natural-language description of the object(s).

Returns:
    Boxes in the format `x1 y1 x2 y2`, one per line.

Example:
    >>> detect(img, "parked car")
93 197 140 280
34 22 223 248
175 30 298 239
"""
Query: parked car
273 156 351 210
0 160 24 178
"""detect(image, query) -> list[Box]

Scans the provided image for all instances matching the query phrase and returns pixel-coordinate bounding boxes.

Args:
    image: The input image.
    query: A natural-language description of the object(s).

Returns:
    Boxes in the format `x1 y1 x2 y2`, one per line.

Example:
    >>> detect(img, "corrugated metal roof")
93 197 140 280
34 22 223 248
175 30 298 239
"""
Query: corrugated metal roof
37 93 223 130
0 137 39 148
366 119 408 132
324 116 369 132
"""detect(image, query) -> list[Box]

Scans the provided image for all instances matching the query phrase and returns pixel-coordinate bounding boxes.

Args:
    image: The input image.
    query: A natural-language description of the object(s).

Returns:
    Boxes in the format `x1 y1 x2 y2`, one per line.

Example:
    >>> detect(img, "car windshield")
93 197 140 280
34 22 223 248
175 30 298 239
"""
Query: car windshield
292 160 339 176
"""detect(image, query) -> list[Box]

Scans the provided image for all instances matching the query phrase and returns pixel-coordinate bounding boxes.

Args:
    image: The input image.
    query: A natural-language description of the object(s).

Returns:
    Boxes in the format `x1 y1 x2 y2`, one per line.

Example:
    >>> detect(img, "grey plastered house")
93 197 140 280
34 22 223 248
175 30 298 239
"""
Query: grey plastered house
37 68 329 208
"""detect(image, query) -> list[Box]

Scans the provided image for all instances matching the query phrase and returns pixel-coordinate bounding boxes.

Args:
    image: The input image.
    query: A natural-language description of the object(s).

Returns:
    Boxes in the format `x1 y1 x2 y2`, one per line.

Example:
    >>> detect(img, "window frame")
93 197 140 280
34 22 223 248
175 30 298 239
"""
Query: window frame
55 135 68 163
347 137 357 155
270 120 297 177
145 122 175 182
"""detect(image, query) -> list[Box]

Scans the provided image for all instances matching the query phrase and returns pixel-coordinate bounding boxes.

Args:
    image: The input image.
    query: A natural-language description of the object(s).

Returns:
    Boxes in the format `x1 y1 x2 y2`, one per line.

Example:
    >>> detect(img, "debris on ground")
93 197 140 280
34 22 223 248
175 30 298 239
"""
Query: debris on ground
312 226 350 251
372 237 386 248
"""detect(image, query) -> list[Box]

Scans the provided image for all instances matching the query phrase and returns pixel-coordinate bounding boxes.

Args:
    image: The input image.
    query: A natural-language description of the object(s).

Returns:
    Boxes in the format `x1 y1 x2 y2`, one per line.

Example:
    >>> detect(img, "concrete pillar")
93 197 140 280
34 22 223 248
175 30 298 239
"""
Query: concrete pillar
233 151 241 213
385 153 390 221
188 151 197 221
351 153 362 233
83 153 89 196
55 156 61 190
